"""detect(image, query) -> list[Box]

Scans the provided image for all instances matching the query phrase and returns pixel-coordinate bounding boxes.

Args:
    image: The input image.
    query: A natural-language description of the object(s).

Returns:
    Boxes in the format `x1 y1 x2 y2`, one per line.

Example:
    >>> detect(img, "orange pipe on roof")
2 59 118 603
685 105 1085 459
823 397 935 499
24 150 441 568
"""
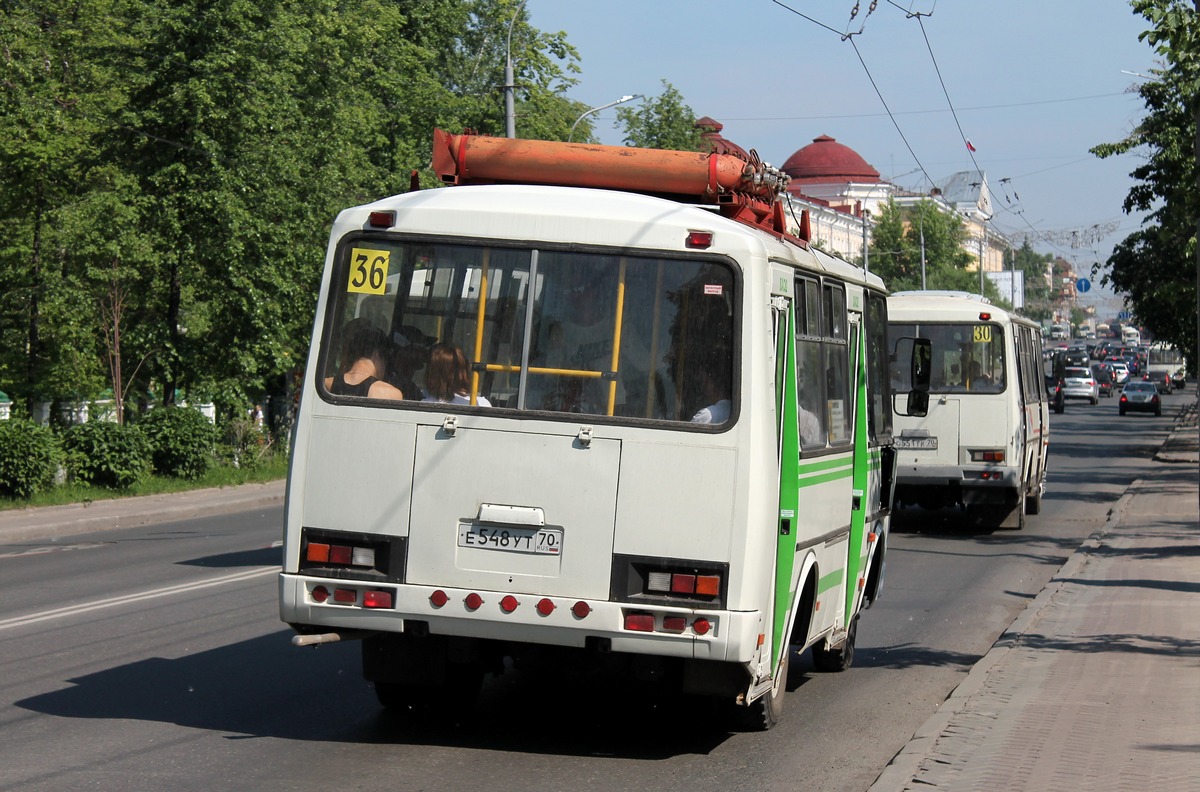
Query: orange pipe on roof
433 129 772 201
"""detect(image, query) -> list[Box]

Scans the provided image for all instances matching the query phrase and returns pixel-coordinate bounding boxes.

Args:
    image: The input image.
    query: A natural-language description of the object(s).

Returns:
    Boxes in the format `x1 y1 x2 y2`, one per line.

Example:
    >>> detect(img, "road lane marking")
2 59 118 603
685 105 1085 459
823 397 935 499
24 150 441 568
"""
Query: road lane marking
0 566 278 632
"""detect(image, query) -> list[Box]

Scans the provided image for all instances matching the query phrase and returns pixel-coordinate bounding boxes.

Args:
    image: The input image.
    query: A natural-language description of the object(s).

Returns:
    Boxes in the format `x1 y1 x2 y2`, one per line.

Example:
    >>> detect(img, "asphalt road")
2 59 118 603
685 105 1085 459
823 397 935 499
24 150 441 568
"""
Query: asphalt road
0 388 1186 792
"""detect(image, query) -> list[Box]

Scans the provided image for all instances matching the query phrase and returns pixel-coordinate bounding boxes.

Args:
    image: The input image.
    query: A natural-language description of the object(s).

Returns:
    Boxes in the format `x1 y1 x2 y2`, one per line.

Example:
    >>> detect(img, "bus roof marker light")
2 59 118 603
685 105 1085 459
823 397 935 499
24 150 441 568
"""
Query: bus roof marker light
979 312 991 320
367 210 395 228
685 230 713 249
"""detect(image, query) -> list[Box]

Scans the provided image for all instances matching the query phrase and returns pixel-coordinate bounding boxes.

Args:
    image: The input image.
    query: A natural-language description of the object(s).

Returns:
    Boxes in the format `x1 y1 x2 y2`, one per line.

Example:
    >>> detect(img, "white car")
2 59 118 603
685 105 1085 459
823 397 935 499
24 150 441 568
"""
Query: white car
1060 366 1099 405
1108 362 1130 384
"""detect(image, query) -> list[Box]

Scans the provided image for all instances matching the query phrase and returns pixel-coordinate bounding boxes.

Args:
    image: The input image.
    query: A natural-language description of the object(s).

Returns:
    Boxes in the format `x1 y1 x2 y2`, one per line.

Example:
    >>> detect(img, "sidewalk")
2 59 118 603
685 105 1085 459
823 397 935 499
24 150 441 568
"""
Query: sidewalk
871 396 1200 791
0 479 285 543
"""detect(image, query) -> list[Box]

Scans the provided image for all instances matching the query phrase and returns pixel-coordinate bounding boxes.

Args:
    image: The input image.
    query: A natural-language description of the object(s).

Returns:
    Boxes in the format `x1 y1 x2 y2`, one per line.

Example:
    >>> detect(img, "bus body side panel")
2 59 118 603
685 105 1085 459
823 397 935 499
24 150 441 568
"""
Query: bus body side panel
771 298 801 669
845 312 870 623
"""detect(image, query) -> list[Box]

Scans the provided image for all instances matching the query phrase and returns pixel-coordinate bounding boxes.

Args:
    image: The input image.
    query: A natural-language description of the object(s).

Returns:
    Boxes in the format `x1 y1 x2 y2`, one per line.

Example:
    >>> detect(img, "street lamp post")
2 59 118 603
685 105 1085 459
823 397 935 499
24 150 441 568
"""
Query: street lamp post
567 95 639 142
504 0 528 139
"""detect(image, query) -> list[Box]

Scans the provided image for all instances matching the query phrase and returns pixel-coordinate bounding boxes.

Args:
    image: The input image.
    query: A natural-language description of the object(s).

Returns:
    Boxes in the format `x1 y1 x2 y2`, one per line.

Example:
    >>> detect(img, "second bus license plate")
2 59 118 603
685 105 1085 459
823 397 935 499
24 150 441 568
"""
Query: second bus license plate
458 524 563 555
895 436 938 450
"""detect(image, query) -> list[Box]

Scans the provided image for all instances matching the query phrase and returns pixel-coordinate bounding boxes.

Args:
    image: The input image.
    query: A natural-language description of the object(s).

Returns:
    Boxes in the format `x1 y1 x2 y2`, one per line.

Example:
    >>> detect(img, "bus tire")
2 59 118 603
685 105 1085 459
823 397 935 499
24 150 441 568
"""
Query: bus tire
1025 482 1043 515
735 648 789 731
812 615 858 672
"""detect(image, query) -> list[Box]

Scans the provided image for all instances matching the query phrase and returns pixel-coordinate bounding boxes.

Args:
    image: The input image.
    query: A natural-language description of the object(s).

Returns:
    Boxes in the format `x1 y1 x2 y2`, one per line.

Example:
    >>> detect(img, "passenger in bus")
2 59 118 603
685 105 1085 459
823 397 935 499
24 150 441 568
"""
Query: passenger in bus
422 343 492 407
967 360 995 391
690 363 731 424
798 401 822 447
386 325 436 400
324 319 406 400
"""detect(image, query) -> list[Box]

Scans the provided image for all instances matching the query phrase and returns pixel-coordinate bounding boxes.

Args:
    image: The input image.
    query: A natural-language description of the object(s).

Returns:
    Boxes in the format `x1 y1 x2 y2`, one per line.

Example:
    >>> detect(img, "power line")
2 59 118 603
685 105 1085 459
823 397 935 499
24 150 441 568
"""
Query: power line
770 0 937 187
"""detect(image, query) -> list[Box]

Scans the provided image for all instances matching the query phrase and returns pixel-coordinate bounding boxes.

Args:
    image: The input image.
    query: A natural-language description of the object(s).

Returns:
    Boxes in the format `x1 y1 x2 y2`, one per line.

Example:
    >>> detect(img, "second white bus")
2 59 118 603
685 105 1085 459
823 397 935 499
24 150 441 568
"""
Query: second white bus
887 292 1049 529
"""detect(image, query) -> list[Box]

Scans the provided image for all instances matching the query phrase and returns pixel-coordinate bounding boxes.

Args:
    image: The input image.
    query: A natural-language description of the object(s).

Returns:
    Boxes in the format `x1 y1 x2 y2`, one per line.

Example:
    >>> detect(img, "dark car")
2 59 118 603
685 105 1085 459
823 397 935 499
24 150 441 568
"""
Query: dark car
1063 348 1090 367
1091 363 1114 397
1143 370 1173 394
1045 373 1065 414
1119 381 1161 416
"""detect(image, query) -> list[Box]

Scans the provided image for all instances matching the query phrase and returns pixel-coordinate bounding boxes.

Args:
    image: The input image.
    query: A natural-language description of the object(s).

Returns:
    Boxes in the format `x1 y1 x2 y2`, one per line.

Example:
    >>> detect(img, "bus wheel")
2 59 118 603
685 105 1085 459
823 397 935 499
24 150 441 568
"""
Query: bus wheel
734 649 790 731
1025 482 1043 515
812 615 858 672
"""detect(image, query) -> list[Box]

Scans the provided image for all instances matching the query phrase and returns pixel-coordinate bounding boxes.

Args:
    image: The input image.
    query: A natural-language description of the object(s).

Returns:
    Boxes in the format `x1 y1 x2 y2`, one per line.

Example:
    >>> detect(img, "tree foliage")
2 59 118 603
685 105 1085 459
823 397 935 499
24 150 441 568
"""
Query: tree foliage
1091 0 1198 368
0 0 587 418
867 199 1002 301
615 80 704 151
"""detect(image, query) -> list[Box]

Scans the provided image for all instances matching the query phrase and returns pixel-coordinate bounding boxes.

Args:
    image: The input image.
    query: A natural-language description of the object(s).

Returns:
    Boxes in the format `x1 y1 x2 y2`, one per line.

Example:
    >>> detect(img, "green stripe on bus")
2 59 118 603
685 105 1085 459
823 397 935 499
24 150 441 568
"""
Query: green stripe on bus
797 468 854 487
796 456 853 474
818 568 843 594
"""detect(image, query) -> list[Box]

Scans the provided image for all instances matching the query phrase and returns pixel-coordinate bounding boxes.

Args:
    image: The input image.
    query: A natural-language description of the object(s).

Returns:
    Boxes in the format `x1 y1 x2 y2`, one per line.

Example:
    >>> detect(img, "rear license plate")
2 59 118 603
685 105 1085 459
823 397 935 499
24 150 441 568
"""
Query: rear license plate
895 436 938 450
458 524 562 555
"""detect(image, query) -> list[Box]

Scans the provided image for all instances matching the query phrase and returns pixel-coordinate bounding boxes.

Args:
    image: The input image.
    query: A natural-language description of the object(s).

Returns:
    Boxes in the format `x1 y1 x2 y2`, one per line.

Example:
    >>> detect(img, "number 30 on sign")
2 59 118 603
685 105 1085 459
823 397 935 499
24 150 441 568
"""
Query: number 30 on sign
347 248 389 295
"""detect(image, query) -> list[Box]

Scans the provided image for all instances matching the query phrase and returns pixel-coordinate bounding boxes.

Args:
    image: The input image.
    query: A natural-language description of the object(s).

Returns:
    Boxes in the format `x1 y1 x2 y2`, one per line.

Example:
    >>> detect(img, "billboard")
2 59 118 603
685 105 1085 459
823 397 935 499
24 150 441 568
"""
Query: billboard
987 270 1025 309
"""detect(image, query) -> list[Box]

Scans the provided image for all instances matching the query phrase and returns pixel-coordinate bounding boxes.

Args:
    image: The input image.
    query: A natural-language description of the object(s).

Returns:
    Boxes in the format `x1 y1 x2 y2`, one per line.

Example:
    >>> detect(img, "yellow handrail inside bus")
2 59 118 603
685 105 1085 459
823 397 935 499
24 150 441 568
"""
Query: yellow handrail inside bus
606 258 627 416
470 250 490 406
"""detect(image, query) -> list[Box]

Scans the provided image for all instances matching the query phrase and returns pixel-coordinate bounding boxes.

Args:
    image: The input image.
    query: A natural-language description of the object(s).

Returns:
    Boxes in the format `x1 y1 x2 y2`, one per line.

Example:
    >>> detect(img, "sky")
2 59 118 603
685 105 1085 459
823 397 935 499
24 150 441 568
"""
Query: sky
524 0 1158 315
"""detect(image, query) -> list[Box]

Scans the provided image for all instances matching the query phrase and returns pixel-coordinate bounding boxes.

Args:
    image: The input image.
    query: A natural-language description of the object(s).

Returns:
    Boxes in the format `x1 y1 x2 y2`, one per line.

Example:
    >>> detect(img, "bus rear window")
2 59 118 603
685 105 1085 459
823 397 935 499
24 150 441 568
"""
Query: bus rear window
888 322 1005 393
318 239 738 425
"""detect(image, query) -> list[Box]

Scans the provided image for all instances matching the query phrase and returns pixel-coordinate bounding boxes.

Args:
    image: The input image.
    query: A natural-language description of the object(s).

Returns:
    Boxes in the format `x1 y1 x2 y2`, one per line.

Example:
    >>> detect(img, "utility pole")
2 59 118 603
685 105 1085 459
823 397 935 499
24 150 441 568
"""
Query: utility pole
978 227 985 295
862 208 871 274
504 0 528 139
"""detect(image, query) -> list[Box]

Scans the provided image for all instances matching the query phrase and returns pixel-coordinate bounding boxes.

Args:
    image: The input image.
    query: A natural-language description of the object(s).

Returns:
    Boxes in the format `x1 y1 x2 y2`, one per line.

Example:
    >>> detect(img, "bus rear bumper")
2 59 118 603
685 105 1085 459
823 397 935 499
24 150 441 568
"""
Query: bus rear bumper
279 573 765 664
896 465 1020 508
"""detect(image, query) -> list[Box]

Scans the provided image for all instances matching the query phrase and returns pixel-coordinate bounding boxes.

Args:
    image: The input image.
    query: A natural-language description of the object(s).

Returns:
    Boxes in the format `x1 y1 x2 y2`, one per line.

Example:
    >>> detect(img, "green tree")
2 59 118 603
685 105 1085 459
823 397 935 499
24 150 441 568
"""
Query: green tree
0 0 134 410
615 80 703 151
868 199 994 297
1091 0 1198 368
1008 242 1055 322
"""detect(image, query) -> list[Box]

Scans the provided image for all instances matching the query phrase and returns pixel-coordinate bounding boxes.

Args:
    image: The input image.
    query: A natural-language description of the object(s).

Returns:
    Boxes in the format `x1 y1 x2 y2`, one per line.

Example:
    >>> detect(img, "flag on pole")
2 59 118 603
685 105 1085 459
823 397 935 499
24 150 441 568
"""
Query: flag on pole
966 139 977 152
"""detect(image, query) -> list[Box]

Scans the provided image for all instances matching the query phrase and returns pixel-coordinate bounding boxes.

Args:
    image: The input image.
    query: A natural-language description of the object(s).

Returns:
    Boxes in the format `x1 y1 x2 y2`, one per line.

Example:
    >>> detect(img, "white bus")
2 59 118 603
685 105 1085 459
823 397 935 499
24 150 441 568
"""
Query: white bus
887 292 1049 529
1121 325 1142 346
279 130 929 729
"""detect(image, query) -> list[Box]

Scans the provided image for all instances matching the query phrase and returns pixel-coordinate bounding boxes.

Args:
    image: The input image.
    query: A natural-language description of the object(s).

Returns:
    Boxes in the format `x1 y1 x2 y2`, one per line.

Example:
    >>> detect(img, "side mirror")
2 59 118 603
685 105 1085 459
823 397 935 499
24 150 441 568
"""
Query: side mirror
906 390 929 416
892 337 932 417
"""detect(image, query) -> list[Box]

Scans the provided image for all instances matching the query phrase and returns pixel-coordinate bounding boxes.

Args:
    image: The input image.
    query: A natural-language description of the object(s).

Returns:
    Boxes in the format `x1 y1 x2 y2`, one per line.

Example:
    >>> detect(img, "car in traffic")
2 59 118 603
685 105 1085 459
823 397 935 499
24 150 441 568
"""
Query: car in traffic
1091 363 1115 397
1119 381 1162 416
1143 370 1173 394
1062 348 1090 367
1108 360 1130 384
1060 366 1100 404
1045 373 1065 414
1172 368 1188 390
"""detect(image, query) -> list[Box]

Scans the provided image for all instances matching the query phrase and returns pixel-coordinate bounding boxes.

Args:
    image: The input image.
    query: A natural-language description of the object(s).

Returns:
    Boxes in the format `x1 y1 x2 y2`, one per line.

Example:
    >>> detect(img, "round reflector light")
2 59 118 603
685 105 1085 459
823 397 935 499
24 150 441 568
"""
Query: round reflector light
464 592 484 611
500 595 519 613
430 589 449 608
571 601 591 619
693 618 711 635
536 598 556 616
311 586 329 603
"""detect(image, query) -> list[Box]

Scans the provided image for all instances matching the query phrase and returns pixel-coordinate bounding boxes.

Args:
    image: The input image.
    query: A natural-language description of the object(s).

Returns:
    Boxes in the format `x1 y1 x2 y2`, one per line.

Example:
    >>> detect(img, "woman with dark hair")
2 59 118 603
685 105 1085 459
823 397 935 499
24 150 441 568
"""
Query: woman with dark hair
324 319 405 400
422 343 492 406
